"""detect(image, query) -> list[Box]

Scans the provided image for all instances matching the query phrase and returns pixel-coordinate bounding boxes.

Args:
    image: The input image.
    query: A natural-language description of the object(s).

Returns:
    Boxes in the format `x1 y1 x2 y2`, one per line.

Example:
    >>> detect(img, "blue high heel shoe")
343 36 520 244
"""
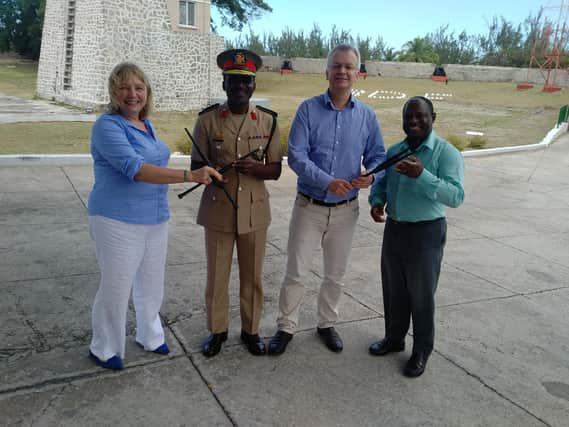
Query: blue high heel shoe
136 341 170 355
89 351 124 370
152 343 170 355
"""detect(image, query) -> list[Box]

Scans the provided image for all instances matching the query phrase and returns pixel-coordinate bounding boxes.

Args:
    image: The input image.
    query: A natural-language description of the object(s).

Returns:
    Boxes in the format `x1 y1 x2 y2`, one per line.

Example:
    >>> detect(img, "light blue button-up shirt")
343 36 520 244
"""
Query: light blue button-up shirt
88 112 170 224
369 131 464 222
288 91 386 203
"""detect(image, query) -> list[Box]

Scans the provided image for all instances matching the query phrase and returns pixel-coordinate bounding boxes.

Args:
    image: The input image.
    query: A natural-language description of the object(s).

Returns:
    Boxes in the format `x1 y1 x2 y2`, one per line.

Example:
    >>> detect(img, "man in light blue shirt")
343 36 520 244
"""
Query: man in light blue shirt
268 44 386 355
368 96 464 377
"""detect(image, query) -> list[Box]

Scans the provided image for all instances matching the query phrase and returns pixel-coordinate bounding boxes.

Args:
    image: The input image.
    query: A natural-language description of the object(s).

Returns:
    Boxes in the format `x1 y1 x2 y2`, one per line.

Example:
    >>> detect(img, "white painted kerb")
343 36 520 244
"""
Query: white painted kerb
0 123 567 166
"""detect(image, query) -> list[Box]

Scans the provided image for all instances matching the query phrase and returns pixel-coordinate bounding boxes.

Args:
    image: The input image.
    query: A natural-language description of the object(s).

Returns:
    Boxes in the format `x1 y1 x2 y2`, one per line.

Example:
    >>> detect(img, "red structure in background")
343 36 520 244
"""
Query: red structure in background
431 65 448 82
280 59 293 75
431 75 448 82
358 63 368 79
517 2 568 92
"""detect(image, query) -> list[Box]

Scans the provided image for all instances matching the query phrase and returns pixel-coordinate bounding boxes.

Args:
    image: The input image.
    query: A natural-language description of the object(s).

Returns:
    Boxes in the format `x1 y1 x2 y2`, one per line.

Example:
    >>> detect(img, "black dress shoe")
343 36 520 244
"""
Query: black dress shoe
268 330 293 355
368 338 405 356
404 352 430 377
240 330 266 356
316 327 343 352
202 331 228 358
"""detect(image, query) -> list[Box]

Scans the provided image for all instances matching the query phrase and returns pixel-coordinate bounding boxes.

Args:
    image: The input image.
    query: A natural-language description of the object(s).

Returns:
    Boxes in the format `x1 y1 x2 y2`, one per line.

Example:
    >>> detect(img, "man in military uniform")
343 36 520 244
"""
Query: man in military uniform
191 49 282 357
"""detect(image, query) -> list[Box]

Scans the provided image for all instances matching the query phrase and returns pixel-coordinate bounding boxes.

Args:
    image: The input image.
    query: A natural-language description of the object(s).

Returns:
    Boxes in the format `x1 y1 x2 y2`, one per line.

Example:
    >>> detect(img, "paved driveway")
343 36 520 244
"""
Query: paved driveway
1 134 568 426
0 93 95 124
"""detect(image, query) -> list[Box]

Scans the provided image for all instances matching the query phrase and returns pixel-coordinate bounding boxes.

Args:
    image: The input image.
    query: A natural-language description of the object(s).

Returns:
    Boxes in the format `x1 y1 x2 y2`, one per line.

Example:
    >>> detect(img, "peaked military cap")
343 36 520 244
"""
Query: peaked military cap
217 49 262 76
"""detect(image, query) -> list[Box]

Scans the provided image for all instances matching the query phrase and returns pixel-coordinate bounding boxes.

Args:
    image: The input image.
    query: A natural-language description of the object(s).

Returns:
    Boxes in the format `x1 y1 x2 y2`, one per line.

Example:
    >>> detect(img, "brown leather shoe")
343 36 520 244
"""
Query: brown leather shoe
404 352 430 377
368 338 405 356
316 327 343 352
202 331 228 358
268 330 293 355
240 330 266 356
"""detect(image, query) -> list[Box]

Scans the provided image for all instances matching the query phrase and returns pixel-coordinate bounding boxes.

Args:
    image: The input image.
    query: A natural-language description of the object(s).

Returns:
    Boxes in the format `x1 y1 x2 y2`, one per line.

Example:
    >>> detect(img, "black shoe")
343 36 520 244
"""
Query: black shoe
368 338 405 356
202 331 228 358
268 330 293 355
316 327 343 352
240 330 266 356
404 352 430 378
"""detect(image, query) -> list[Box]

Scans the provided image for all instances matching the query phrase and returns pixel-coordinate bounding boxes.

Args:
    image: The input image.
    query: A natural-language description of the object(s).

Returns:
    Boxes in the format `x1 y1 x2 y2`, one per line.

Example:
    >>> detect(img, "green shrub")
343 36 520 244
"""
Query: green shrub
174 137 192 155
445 134 467 151
279 122 290 156
468 135 488 149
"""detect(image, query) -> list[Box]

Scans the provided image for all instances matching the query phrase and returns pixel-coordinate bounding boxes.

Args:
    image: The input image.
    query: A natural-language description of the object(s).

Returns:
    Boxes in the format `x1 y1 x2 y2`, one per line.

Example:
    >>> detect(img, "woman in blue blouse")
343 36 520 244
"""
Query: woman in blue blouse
88 62 222 370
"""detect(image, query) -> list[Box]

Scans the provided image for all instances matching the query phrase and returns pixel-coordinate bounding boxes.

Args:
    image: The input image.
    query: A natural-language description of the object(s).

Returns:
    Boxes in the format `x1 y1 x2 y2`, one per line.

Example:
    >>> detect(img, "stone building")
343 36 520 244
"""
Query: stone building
36 0 225 111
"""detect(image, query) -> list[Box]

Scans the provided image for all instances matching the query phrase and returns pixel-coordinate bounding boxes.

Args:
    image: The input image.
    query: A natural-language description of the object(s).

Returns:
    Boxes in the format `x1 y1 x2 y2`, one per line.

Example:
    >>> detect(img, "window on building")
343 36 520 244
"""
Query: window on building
179 0 196 27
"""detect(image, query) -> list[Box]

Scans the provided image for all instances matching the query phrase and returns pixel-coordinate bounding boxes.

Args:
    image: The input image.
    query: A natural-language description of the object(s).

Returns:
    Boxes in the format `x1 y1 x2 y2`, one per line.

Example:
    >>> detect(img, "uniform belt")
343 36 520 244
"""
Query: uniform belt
299 192 357 207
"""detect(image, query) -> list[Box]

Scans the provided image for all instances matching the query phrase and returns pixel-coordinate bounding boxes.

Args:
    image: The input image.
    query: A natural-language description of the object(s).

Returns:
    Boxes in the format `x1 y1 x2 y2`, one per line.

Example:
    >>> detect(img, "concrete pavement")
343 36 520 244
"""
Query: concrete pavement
0 93 95 124
1 134 569 426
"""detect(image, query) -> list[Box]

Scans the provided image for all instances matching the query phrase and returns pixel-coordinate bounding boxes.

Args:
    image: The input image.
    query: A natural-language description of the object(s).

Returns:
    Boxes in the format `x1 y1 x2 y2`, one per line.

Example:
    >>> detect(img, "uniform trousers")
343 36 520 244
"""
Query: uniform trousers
381 217 447 355
205 227 267 334
89 215 167 361
277 194 359 333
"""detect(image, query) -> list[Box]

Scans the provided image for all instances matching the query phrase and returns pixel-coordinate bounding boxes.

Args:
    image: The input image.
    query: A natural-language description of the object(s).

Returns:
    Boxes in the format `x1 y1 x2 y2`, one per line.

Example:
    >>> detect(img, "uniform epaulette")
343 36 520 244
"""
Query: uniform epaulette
198 103 220 115
255 105 278 117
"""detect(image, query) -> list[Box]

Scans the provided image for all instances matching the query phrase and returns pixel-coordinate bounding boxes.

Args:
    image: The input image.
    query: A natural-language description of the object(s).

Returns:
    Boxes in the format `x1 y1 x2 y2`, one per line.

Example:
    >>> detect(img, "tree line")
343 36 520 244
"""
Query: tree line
1 0 567 69
226 9 569 68
0 0 44 59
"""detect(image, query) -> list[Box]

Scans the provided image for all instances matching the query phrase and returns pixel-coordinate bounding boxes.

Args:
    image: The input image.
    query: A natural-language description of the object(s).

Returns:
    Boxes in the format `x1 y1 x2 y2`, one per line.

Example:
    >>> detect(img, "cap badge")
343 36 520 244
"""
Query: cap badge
235 52 246 65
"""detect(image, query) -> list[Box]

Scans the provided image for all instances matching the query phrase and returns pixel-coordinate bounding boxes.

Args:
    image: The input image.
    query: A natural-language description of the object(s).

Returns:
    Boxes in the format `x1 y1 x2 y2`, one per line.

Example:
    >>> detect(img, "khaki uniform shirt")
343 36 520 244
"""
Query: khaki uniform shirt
192 102 282 234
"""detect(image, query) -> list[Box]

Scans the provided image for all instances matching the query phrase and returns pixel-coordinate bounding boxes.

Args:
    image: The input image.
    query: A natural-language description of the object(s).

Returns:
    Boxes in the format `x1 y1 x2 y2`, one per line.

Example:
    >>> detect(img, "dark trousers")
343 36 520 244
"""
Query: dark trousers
381 217 447 355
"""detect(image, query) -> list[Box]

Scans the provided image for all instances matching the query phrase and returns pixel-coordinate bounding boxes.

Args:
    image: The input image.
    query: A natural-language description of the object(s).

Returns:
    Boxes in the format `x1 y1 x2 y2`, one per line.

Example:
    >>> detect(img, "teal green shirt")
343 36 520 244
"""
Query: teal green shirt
368 131 464 222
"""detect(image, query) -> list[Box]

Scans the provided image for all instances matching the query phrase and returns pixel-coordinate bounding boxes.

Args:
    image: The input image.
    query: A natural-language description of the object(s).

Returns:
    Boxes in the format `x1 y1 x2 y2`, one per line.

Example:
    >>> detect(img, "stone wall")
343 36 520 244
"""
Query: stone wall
36 0 68 100
261 56 569 87
37 0 225 111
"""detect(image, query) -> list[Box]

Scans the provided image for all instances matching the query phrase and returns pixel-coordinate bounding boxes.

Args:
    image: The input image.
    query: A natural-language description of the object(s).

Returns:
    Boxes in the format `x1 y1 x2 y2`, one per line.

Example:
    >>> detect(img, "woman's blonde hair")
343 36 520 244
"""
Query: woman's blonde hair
107 62 153 119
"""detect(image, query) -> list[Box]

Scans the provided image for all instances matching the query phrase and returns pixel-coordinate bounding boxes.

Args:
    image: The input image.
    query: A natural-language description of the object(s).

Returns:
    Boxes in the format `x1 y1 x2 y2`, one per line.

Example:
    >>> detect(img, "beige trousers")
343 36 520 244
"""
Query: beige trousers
205 227 267 334
277 194 359 333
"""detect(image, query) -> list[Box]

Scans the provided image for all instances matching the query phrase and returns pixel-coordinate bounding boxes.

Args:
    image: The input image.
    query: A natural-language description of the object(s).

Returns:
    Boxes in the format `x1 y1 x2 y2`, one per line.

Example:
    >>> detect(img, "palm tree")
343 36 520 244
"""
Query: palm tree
398 37 439 63
383 47 398 61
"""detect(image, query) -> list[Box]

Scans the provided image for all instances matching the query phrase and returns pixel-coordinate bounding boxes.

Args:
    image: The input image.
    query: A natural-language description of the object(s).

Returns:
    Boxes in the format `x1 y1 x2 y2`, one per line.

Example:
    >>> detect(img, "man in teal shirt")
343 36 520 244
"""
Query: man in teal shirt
368 96 464 377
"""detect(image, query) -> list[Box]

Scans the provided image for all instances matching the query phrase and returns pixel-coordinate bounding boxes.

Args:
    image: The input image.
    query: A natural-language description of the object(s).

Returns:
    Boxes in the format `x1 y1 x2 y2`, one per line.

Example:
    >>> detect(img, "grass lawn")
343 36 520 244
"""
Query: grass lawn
256 72 566 151
0 56 566 154
0 55 37 99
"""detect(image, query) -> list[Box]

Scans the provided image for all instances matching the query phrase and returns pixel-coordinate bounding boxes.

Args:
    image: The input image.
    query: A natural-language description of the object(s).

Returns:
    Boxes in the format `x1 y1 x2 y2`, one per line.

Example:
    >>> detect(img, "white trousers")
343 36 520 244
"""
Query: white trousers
89 215 168 360
277 194 359 333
